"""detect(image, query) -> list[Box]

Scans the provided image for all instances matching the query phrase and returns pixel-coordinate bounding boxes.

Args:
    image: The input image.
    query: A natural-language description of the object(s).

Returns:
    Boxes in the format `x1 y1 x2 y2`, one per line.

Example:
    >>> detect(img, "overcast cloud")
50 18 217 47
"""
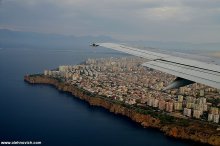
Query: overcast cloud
0 0 220 43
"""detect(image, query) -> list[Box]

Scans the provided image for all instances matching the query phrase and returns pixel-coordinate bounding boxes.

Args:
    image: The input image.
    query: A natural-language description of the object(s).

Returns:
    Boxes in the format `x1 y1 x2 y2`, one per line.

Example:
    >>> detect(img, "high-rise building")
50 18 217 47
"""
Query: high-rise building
178 95 183 102
186 102 194 109
158 100 166 110
174 102 182 111
166 101 174 112
179 87 185 94
44 70 49 76
213 114 219 123
200 90 205 97
208 113 213 121
203 104 208 112
198 97 206 105
153 99 159 108
59 65 68 72
183 108 192 117
193 109 202 119
147 98 154 107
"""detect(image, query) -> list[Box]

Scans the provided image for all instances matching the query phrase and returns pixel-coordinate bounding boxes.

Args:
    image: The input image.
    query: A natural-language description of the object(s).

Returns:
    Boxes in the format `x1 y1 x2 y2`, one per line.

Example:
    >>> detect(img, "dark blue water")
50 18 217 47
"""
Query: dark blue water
0 46 204 146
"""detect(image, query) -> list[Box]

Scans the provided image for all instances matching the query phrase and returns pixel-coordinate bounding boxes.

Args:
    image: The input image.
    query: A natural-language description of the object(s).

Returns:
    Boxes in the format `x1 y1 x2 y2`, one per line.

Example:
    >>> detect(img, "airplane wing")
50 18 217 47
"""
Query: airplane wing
97 43 220 89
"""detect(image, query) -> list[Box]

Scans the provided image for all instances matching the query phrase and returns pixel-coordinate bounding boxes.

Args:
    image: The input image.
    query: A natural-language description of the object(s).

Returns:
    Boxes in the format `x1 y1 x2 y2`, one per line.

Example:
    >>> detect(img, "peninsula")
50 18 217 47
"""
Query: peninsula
24 57 220 145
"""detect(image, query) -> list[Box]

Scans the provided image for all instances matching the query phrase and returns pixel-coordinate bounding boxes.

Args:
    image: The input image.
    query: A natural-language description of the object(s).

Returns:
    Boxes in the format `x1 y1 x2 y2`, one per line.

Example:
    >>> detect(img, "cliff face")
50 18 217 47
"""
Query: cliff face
24 75 220 146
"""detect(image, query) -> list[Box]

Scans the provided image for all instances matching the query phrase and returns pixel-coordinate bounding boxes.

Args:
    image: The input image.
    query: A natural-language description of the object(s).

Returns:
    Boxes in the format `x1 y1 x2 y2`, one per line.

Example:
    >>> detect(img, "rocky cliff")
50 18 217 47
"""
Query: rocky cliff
24 75 220 146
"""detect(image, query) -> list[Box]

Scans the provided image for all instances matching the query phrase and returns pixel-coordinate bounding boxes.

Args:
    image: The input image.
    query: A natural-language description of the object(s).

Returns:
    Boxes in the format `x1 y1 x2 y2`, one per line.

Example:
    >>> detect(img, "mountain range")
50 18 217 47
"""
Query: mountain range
0 29 219 52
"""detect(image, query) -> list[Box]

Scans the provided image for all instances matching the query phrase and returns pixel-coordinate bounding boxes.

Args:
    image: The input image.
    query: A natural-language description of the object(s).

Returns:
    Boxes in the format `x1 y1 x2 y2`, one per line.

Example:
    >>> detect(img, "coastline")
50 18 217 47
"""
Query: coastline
24 75 220 146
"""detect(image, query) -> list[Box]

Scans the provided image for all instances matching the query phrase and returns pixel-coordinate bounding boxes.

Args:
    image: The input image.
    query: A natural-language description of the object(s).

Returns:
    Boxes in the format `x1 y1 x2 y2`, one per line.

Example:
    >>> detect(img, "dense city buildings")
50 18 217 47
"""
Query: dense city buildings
44 57 220 124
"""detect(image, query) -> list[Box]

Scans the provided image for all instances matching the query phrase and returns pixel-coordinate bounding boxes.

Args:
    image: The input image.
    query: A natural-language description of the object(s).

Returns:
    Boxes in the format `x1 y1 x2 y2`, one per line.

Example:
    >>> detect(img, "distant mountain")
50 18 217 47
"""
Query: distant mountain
0 29 219 52
0 29 116 49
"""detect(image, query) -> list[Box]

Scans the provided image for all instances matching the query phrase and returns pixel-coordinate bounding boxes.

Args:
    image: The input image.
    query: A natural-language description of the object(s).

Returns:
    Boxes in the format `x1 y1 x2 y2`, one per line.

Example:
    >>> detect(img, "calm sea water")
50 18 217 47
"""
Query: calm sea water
0 46 207 146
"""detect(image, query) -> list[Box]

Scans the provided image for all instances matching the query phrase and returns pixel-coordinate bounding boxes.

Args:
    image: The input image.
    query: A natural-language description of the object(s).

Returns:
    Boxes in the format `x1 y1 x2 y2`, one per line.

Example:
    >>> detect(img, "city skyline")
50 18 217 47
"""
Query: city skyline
43 57 220 123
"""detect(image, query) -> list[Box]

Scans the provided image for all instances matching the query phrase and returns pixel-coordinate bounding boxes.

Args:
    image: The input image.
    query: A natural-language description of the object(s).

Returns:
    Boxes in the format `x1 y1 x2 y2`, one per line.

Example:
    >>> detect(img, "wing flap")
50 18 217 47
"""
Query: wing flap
164 57 220 73
142 59 220 89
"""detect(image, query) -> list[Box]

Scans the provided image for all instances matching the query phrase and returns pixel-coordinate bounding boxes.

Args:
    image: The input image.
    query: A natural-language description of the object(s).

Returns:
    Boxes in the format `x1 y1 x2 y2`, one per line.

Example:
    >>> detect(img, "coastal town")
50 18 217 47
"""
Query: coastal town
44 57 220 124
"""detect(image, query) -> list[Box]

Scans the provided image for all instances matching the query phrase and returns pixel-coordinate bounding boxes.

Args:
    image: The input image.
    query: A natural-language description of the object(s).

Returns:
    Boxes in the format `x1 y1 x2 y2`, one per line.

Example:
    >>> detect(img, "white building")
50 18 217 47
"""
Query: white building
153 99 159 108
200 90 205 97
183 108 192 117
147 98 154 107
44 70 49 76
178 95 183 102
174 102 182 111
213 114 220 123
193 109 202 119
208 113 213 122
59 65 68 72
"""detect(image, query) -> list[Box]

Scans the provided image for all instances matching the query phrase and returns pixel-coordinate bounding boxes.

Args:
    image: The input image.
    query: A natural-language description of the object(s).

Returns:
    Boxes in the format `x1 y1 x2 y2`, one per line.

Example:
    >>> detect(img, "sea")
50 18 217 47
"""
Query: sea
0 46 210 146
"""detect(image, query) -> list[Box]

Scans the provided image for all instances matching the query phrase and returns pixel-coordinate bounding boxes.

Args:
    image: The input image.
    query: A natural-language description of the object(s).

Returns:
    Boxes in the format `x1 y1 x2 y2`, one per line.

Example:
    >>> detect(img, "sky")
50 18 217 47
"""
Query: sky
0 0 220 43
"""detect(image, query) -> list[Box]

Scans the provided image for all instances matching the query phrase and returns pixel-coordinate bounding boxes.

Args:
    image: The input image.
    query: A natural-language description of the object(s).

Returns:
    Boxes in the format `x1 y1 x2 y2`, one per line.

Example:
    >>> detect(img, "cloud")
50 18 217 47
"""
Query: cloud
0 0 220 43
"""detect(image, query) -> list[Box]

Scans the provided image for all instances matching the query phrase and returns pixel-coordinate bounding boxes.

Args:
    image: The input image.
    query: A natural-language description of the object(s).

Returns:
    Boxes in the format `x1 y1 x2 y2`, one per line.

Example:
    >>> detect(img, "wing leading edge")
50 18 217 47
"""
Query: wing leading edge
97 43 220 89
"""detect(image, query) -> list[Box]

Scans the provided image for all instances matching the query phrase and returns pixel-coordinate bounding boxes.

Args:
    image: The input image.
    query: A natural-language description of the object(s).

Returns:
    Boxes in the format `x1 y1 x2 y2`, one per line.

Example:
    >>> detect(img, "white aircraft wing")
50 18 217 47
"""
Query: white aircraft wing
97 43 220 89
